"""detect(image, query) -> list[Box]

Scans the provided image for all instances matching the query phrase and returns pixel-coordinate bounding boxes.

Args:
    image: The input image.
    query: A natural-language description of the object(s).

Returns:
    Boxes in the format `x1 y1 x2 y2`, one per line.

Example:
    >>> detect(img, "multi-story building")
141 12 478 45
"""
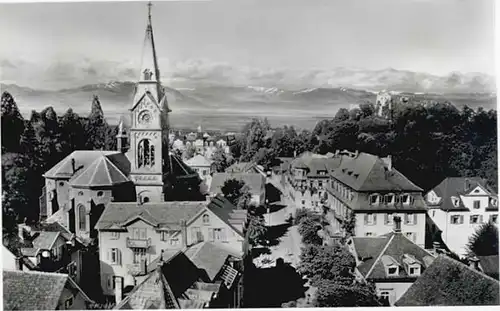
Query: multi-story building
209 172 266 206
284 152 341 213
96 195 247 297
185 154 215 181
425 177 498 257
325 151 427 247
347 217 436 306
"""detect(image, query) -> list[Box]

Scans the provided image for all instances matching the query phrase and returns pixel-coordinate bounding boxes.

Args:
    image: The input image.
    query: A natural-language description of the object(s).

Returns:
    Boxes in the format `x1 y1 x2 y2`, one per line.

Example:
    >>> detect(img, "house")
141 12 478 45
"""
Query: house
3 270 93 310
185 154 214 181
284 152 342 213
347 217 436 305
395 255 500 306
425 177 498 256
172 138 185 151
113 251 223 309
96 195 247 297
325 151 427 247
216 139 227 149
225 162 262 175
210 172 266 206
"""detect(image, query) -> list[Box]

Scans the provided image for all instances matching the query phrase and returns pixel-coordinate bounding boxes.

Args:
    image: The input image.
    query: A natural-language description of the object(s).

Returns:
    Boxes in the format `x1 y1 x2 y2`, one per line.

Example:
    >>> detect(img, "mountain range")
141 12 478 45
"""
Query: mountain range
1 72 496 131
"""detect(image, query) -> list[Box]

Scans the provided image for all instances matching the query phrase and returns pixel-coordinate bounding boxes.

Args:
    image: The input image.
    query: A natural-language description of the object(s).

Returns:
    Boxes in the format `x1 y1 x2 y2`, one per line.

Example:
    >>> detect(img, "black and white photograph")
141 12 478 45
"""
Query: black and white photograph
0 0 498 309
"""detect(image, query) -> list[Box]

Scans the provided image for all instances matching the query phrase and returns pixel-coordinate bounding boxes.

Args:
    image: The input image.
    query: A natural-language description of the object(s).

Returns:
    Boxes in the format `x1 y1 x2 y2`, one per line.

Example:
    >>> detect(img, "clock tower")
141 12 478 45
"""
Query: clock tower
129 2 168 203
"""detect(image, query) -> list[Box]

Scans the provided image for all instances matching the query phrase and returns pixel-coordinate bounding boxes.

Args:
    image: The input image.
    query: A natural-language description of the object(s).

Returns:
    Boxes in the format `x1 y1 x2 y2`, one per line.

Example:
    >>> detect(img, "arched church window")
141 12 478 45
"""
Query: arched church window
78 204 86 231
138 139 155 168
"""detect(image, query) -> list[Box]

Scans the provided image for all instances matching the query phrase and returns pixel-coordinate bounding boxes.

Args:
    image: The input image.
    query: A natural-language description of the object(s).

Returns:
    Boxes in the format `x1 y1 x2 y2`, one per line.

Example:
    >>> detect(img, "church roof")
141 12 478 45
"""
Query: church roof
185 155 213 168
70 155 130 188
43 150 120 179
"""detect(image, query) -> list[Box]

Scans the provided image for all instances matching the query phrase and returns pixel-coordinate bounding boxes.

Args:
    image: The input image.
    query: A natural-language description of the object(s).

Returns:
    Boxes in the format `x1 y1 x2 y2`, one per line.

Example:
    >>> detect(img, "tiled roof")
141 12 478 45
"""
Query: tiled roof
427 177 497 211
206 194 247 237
43 150 120 179
185 154 213 167
3 270 89 310
184 242 241 280
225 162 258 173
168 152 200 178
396 255 500 306
351 231 435 280
70 155 130 188
209 173 265 196
31 231 60 252
96 201 205 230
331 153 423 192
115 267 179 309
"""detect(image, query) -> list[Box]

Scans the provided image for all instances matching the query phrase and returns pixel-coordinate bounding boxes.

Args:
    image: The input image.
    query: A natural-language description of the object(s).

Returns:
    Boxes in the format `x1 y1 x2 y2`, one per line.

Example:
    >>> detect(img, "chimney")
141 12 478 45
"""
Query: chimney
354 150 359 158
14 257 23 271
180 220 188 247
393 216 402 233
137 195 142 205
114 276 123 304
382 155 392 171
71 158 76 174
432 241 443 254
293 150 297 158
18 226 25 242
469 257 481 271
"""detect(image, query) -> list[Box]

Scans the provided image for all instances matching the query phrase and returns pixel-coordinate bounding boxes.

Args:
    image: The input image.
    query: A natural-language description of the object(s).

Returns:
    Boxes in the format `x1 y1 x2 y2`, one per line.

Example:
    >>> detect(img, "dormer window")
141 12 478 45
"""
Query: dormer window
381 255 400 277
387 267 398 276
203 214 210 224
409 265 420 276
369 194 380 206
451 196 460 207
385 194 395 205
402 254 422 276
491 198 498 207
401 194 413 206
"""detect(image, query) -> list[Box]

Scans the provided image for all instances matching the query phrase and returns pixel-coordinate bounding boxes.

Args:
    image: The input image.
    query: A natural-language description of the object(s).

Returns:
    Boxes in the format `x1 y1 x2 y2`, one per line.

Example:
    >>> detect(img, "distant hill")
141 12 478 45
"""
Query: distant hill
1 81 496 131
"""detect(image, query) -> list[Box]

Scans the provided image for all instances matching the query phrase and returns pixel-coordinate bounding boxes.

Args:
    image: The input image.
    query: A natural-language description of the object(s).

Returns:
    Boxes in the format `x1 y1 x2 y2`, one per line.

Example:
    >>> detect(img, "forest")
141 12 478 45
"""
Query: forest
1 91 498 233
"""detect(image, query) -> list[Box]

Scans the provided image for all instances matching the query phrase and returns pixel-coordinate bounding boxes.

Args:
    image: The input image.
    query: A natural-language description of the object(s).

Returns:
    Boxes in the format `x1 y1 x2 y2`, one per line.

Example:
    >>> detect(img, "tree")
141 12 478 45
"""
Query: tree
212 147 231 172
314 279 381 307
59 108 86 156
84 95 111 150
221 178 252 209
334 108 350 122
297 244 355 286
340 211 356 243
245 214 267 246
298 214 323 245
465 221 499 257
182 144 196 159
1 92 25 154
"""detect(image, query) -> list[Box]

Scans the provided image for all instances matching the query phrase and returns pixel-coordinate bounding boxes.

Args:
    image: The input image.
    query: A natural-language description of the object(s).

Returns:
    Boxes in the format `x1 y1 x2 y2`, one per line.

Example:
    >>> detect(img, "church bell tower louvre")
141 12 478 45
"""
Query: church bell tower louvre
129 1 170 203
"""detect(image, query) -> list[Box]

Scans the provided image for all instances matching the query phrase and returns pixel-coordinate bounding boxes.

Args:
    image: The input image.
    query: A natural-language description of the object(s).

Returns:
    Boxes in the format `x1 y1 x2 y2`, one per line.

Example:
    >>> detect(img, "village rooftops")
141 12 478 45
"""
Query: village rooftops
290 152 341 177
3 270 93 310
348 229 435 281
184 241 241 281
95 201 205 230
330 152 423 192
70 155 130 188
426 177 498 211
185 154 213 167
210 172 265 196
207 194 247 236
395 255 500 306
225 162 259 173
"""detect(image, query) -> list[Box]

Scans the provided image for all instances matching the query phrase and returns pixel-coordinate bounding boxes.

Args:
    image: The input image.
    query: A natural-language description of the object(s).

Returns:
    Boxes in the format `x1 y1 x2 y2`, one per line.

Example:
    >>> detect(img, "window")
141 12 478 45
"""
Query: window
137 139 155 167
405 214 417 225
490 214 498 223
111 232 120 240
491 199 498 207
97 191 104 197
107 275 115 290
191 227 203 243
409 266 420 276
59 181 64 187
473 200 481 209
132 228 147 239
385 194 395 205
301 200 306 205
170 238 179 246
369 194 380 205
450 215 463 224
365 213 376 225
401 194 412 205
470 215 482 224
78 191 84 196
318 181 323 189
109 248 120 265
132 248 146 264
64 296 74 309
387 267 398 276
379 290 391 302
451 196 460 207
203 214 210 224
385 213 394 225
78 204 86 231
143 197 150 203
365 232 373 237
432 210 436 217
210 228 227 242
160 231 170 241
404 232 416 242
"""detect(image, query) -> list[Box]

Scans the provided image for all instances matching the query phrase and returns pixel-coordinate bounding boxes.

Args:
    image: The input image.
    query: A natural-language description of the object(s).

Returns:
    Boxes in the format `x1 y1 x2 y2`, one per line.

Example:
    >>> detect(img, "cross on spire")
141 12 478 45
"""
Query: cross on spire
147 1 153 25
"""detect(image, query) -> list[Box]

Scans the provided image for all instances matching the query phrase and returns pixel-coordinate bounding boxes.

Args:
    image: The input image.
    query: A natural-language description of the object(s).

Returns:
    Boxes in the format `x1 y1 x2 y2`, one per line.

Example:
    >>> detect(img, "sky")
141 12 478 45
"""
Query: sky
0 0 496 89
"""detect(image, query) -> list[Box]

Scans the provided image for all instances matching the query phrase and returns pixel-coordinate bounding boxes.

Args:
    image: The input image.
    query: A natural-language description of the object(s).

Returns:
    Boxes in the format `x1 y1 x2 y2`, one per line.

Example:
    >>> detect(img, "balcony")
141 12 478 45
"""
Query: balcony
126 237 151 249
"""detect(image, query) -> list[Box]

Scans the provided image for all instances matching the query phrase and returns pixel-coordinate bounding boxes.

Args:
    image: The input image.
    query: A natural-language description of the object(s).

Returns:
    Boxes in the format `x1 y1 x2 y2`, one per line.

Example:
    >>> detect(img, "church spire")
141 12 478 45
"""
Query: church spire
140 2 161 87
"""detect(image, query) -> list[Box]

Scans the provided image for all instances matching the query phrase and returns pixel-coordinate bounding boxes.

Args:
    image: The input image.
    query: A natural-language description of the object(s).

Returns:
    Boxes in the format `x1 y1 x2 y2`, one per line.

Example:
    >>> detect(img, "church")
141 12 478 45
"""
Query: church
39 2 202 243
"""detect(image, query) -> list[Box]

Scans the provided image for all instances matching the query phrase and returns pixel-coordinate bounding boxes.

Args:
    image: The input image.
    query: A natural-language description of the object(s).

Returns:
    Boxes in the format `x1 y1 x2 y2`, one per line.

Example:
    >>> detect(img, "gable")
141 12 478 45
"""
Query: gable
188 207 243 238
124 218 157 229
468 185 490 196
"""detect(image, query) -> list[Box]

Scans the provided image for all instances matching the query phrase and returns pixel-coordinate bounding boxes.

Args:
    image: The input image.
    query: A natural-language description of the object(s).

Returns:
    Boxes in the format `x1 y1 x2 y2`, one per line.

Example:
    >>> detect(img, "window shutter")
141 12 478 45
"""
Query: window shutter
364 214 368 225
384 214 389 225
450 215 454 223
107 249 110 261
413 214 418 224
373 214 377 225
404 214 409 224
118 250 122 265
221 228 227 242
460 215 464 224
209 228 214 241
479 215 484 223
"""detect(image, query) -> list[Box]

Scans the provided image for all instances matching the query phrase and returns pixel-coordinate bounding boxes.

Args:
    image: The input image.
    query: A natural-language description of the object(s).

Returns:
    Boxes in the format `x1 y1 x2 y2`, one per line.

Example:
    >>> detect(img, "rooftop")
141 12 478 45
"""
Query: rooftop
184 241 241 280
209 172 265 196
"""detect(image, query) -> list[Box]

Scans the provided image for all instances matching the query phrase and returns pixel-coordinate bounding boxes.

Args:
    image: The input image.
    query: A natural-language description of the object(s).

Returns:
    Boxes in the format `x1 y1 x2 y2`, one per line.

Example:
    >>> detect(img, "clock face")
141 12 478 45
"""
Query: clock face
138 110 152 124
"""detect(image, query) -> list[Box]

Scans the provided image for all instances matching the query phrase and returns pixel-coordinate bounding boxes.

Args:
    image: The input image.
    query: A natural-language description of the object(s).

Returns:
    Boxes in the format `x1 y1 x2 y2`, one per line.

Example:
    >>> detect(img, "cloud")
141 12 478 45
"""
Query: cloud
0 57 495 93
